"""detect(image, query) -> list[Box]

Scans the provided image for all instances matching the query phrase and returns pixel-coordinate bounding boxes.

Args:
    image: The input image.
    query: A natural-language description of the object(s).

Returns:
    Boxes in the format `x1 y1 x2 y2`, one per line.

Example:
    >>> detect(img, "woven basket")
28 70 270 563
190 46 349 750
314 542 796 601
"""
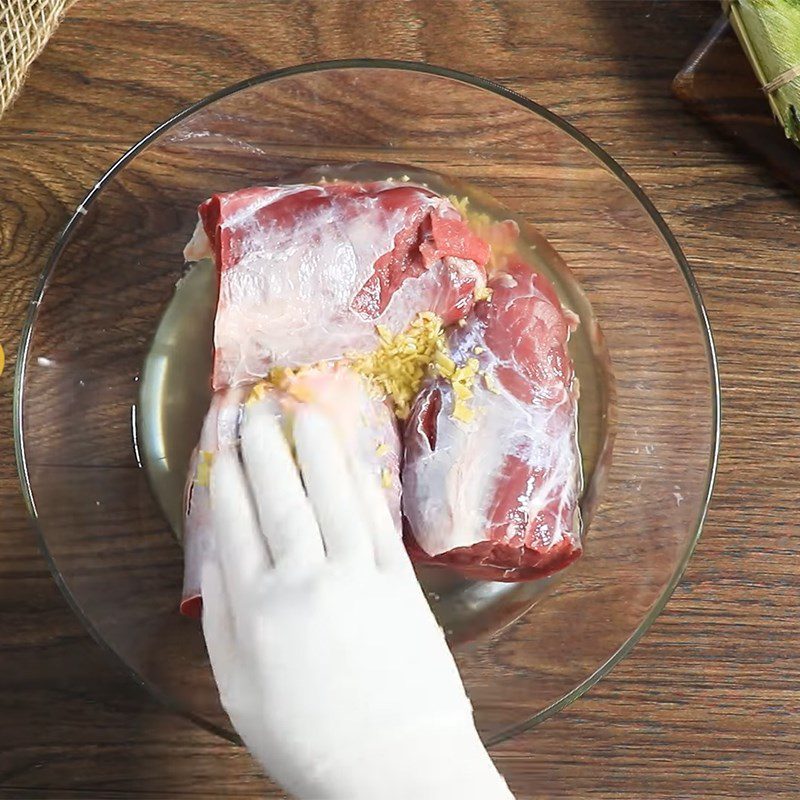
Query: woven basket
1 0 73 117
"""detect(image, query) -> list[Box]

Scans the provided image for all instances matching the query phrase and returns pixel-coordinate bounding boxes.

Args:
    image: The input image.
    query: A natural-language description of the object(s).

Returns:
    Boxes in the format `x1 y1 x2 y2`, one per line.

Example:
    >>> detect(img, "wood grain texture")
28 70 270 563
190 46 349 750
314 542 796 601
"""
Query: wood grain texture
0 1 798 798
673 16 800 194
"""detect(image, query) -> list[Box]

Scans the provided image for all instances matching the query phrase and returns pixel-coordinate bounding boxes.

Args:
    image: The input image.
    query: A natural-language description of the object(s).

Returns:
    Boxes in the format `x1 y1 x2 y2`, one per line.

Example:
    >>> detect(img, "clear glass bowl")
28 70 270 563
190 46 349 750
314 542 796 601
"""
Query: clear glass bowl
14 61 719 745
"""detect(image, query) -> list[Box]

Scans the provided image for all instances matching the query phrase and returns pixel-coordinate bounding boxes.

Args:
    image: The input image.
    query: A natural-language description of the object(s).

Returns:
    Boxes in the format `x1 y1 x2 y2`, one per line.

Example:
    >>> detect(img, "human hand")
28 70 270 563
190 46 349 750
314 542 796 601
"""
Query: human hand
198 387 514 799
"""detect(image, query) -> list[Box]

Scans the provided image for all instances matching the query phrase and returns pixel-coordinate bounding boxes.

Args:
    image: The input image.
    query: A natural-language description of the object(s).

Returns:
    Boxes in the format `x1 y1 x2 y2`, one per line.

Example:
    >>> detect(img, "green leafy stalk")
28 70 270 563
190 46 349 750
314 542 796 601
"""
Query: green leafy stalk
726 0 800 144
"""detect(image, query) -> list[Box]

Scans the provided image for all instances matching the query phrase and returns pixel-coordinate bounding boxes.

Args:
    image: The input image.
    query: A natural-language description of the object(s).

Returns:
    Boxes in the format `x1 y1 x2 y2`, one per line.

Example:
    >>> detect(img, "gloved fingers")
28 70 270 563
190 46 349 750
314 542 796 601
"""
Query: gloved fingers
199 391 223 449
241 397 326 570
210 447 273 593
200 556 236 667
347 455 410 572
217 386 247 447
201 556 263 722
293 407 373 564
189 387 245 521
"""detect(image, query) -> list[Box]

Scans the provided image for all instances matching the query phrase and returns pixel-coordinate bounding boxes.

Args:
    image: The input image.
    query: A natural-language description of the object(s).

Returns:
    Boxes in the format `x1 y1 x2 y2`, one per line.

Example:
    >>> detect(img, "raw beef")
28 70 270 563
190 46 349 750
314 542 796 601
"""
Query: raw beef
184 181 490 390
402 258 582 581
181 367 401 617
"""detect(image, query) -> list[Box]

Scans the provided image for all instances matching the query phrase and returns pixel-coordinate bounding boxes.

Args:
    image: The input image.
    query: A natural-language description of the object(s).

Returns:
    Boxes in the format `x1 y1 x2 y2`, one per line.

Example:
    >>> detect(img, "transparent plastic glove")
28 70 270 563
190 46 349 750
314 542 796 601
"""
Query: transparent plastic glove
200 395 514 800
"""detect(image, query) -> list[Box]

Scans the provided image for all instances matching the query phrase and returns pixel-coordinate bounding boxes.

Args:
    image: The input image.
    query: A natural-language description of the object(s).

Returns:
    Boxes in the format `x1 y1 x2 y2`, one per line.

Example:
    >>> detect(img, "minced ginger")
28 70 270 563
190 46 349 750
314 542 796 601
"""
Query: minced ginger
350 312 482 422
247 311 484 424
350 312 447 420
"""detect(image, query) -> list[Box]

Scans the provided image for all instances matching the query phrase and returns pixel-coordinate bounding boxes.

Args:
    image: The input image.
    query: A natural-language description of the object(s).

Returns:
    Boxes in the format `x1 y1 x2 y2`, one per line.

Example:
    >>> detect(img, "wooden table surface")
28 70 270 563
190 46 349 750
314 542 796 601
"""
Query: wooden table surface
1 1 798 797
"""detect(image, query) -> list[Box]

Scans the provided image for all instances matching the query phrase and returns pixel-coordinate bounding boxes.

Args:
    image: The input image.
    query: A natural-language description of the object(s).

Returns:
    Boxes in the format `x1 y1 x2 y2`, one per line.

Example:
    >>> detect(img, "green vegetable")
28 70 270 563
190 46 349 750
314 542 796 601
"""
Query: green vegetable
726 0 800 144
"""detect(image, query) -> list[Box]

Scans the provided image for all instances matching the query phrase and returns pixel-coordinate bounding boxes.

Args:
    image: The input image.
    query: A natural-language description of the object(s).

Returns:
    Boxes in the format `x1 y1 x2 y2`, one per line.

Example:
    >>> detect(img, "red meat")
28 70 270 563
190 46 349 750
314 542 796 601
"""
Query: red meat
184 181 489 390
402 258 582 581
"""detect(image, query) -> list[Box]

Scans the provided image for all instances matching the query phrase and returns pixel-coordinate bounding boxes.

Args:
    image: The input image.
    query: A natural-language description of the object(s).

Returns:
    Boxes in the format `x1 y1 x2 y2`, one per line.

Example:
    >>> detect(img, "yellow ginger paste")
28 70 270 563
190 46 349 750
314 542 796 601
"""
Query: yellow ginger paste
247 311 483 424
349 312 447 419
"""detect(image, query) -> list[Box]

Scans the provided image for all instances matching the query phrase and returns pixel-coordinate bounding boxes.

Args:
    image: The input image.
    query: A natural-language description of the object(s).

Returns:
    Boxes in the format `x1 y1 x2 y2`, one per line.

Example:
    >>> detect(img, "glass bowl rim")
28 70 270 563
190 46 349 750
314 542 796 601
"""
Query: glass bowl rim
13 58 722 747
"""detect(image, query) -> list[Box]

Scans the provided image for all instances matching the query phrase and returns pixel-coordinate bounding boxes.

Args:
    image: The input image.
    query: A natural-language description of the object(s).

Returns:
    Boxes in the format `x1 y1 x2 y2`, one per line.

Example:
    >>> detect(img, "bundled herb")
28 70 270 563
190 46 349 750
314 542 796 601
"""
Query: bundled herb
726 0 800 145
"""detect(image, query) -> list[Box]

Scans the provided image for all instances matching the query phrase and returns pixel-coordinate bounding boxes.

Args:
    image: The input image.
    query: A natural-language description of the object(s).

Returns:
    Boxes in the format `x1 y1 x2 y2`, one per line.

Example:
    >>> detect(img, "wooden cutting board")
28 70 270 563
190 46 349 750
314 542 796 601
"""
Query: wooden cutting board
672 14 800 192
